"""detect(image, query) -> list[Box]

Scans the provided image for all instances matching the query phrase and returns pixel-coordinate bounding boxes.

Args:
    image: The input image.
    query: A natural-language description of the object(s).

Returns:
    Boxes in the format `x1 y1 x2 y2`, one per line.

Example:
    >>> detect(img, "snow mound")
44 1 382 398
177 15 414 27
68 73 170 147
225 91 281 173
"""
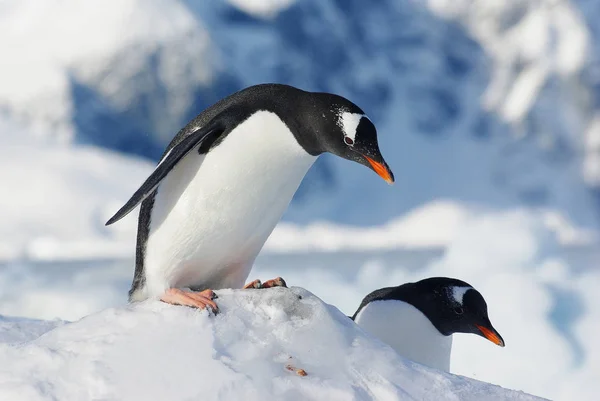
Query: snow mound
0 288 543 401
0 315 64 345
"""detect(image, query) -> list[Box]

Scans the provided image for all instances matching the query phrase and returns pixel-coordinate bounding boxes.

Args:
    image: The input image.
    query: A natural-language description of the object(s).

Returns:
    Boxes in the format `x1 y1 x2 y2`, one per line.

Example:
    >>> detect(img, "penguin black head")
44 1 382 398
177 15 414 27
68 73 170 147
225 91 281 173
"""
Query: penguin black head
352 277 505 347
290 89 394 184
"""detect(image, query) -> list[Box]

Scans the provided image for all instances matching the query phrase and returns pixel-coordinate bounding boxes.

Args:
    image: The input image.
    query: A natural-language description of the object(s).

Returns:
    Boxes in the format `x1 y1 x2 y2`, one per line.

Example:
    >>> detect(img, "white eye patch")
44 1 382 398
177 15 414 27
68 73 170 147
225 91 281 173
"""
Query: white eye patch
451 286 473 305
339 112 366 145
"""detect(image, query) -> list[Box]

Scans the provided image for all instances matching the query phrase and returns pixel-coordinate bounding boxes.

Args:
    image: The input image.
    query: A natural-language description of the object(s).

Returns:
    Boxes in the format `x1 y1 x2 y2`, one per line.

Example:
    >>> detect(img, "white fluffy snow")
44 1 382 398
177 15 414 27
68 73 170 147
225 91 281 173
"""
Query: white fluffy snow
268 201 598 252
0 121 151 261
226 0 295 19
0 0 212 143
0 288 543 401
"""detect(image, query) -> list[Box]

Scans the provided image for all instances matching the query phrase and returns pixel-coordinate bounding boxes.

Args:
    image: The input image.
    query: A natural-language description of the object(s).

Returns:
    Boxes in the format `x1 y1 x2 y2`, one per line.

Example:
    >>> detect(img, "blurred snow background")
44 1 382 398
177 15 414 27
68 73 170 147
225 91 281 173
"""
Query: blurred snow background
1 0 599 400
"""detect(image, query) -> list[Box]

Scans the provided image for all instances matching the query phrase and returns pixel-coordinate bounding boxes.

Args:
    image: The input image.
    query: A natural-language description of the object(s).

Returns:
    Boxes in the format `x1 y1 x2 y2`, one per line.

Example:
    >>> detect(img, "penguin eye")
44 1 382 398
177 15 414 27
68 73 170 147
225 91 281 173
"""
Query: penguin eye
344 137 354 146
453 307 464 315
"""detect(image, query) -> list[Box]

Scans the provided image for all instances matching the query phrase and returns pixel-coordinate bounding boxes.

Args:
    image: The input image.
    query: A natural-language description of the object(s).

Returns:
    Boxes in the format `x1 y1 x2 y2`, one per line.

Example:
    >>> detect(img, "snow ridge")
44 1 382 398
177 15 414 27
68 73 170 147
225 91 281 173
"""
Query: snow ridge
0 288 544 401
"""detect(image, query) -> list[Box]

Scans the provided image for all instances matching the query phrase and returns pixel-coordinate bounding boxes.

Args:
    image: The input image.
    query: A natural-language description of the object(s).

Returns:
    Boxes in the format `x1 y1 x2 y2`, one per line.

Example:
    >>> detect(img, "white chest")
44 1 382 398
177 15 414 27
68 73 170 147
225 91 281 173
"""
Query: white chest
354 300 453 371
143 111 317 297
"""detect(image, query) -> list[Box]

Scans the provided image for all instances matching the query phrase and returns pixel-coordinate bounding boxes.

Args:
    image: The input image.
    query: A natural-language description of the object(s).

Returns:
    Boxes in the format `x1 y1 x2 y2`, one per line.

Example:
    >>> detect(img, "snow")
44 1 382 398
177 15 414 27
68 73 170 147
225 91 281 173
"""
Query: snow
0 0 212 144
427 0 599 189
0 315 64 345
225 0 295 19
0 121 151 260
0 288 544 401
268 201 598 253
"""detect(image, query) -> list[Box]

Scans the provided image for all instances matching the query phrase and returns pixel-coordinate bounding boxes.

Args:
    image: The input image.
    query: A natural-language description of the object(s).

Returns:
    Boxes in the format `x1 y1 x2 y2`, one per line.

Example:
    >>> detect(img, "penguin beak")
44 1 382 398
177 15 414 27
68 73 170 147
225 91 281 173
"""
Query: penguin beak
364 155 394 185
475 324 505 347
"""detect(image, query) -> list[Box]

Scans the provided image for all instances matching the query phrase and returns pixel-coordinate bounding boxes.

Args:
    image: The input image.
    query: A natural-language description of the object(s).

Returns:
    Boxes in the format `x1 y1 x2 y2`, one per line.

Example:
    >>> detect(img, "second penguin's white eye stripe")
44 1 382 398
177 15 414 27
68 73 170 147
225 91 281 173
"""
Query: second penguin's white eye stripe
340 112 365 143
451 286 472 305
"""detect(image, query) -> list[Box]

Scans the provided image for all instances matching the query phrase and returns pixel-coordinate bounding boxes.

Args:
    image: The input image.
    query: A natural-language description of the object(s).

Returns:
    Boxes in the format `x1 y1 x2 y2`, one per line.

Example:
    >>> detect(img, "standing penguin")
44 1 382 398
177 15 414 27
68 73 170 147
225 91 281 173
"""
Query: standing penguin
352 277 504 372
106 84 394 312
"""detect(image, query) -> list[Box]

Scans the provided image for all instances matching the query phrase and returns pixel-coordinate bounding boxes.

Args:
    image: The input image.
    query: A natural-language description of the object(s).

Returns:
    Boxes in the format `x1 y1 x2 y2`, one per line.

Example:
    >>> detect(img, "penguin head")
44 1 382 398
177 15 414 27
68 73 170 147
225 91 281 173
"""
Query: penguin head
303 93 394 184
412 278 504 346
354 277 505 347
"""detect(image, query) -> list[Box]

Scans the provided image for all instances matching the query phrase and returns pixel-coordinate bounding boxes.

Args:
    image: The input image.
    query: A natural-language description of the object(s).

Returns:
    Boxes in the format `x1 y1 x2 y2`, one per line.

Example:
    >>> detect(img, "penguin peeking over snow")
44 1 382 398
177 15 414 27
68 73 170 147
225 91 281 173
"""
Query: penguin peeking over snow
352 277 504 372
106 83 394 312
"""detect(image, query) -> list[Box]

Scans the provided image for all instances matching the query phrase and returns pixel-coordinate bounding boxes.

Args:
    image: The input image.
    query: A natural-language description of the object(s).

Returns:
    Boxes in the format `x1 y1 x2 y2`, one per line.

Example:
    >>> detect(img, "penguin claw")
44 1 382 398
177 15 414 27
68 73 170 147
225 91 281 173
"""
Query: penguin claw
243 277 287 289
262 277 287 289
243 279 262 289
160 288 218 313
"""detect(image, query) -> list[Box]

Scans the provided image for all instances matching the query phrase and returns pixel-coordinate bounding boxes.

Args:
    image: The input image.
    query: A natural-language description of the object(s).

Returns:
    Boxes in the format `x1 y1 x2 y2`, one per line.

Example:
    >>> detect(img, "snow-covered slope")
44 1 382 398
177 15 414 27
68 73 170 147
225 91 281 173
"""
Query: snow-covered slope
0 315 64 345
0 120 151 261
0 287 544 401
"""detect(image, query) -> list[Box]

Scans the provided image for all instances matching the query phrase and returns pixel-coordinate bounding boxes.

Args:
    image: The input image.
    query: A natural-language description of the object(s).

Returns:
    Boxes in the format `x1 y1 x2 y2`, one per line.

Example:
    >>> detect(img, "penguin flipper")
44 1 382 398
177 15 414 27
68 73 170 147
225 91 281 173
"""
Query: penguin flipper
105 121 226 226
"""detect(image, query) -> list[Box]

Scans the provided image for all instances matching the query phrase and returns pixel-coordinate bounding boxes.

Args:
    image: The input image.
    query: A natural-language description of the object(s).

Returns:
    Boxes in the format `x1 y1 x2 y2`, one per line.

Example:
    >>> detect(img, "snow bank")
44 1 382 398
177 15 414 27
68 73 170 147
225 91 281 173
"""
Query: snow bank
0 288 543 401
0 134 152 261
268 201 598 252
0 315 64 345
225 0 295 19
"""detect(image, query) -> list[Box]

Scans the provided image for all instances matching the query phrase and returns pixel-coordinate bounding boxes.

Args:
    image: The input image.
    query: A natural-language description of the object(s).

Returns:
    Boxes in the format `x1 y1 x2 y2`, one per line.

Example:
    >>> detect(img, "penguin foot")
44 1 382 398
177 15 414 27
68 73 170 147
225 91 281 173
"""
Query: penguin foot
262 277 287 288
160 288 218 313
243 277 287 289
243 279 262 289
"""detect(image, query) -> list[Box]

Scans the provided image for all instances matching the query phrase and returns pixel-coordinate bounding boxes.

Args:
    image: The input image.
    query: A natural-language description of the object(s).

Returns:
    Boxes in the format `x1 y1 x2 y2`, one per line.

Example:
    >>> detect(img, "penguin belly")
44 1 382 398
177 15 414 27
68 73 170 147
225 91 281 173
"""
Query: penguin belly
355 300 453 371
141 111 316 299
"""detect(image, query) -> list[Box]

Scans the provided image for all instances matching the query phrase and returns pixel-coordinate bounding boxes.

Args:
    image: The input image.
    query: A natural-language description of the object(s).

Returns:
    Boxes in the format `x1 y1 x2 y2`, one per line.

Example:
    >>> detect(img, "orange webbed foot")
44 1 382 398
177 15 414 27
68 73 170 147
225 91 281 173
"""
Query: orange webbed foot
243 279 262 289
160 288 218 313
243 277 287 289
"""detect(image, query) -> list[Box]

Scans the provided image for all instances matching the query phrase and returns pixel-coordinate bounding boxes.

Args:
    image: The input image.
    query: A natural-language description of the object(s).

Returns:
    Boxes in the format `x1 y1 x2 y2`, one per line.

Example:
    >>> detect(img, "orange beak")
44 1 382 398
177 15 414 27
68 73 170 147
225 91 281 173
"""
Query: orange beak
476 324 505 347
364 156 394 185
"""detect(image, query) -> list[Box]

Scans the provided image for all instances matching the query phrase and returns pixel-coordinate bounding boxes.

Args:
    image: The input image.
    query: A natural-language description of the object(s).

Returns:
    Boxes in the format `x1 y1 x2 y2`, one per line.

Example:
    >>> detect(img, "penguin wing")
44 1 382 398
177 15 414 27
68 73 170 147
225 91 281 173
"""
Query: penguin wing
105 120 226 226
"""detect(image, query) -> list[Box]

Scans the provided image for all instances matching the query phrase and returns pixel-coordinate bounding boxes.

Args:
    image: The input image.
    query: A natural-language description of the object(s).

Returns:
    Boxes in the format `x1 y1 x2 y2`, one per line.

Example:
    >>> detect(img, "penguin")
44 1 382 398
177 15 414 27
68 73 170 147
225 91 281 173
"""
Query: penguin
106 83 394 312
351 277 504 372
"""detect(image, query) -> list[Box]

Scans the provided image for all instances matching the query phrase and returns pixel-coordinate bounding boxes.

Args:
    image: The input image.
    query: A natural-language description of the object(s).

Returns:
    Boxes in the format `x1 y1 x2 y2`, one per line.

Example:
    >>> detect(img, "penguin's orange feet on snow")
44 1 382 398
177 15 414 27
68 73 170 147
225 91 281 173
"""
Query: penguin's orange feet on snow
243 279 262 289
160 288 218 312
262 277 287 288
243 277 287 289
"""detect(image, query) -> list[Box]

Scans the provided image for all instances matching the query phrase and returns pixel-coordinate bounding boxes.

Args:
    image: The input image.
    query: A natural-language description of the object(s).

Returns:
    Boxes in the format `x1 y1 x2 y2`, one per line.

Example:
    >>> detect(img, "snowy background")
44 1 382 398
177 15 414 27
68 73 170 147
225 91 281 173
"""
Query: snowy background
1 0 600 400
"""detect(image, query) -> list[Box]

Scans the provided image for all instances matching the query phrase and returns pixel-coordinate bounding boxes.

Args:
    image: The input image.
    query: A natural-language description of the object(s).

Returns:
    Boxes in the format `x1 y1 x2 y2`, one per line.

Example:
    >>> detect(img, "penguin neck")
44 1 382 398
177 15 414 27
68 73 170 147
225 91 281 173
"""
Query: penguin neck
354 300 453 372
